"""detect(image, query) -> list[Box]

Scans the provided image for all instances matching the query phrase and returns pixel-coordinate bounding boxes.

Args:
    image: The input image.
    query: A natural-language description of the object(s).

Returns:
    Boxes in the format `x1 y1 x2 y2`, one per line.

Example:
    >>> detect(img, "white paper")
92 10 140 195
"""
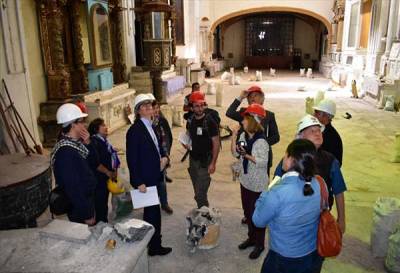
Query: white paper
178 131 192 149
130 186 160 209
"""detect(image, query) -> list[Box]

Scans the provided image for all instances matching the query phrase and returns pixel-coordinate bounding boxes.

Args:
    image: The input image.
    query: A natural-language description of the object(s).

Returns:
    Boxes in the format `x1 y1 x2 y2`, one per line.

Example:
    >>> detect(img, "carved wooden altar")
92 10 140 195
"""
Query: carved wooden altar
36 0 129 147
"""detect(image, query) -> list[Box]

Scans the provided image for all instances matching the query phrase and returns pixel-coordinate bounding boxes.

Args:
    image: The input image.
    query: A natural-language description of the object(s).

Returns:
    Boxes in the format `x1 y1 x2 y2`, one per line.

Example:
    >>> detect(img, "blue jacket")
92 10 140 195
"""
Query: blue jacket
53 146 96 221
253 172 321 258
126 119 165 188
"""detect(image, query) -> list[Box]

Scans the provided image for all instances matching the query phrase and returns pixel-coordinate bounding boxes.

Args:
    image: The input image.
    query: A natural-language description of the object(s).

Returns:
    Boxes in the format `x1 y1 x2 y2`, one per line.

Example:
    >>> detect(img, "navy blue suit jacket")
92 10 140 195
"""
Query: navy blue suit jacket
126 119 165 188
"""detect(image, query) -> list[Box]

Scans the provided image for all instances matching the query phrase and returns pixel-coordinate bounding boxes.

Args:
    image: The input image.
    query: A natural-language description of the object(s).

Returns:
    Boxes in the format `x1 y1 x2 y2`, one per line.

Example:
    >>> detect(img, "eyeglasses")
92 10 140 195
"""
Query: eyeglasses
75 119 85 124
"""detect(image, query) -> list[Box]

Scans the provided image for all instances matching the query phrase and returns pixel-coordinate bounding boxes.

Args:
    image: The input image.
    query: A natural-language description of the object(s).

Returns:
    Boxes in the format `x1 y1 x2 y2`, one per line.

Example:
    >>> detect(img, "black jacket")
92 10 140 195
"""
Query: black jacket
321 123 343 166
226 98 280 167
126 119 166 188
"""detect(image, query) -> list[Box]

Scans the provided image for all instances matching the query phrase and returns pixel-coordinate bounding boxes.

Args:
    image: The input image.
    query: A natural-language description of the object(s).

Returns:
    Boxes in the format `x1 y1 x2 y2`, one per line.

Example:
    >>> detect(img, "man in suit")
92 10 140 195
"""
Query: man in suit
126 94 172 256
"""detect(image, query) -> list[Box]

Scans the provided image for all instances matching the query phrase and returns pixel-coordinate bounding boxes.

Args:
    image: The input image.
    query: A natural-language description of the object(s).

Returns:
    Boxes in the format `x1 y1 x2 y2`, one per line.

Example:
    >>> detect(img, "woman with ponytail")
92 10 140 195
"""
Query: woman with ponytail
253 139 324 273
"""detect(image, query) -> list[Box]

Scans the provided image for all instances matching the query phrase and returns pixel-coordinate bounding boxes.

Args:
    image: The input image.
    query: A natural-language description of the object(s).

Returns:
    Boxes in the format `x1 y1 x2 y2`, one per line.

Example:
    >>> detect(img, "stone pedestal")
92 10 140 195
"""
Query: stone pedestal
176 58 194 86
129 68 153 95
191 69 206 85
0 219 154 273
84 84 136 133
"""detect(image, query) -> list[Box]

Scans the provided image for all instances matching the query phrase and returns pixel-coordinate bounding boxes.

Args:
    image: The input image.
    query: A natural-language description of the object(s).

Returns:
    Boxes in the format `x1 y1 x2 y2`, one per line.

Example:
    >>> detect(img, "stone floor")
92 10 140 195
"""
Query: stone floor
109 71 400 273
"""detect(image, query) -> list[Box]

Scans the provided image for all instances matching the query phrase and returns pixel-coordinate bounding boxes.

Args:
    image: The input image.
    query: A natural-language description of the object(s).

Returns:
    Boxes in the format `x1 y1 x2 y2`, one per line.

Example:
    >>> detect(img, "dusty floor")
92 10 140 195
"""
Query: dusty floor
109 71 400 273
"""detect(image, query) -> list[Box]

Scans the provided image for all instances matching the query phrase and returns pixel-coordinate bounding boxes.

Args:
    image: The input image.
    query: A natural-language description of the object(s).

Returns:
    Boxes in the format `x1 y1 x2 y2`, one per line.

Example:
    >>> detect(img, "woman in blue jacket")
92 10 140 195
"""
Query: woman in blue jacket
88 118 120 223
253 139 324 273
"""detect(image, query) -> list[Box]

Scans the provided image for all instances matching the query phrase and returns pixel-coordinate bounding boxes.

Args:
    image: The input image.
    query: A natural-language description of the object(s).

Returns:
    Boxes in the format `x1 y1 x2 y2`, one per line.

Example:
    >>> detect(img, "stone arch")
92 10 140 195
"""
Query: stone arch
210 6 332 40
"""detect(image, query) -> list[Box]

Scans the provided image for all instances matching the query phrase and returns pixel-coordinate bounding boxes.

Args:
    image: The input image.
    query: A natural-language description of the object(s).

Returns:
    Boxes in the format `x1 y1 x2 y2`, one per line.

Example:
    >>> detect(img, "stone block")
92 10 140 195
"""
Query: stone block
39 219 92 244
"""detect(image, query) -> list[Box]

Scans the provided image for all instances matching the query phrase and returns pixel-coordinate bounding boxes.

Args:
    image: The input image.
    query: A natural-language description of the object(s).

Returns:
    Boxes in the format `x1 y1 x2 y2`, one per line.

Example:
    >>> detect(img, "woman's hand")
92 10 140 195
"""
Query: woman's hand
79 128 91 144
84 217 96 226
237 145 247 156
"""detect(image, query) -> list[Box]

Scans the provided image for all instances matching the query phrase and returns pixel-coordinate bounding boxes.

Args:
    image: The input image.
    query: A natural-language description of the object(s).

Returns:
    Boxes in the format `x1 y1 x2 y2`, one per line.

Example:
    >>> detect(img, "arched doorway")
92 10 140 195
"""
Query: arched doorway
209 7 331 70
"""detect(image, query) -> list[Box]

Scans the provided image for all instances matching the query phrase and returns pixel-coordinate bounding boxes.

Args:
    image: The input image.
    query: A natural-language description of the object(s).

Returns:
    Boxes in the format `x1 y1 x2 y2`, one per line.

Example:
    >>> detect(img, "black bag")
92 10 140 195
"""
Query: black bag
49 186 71 216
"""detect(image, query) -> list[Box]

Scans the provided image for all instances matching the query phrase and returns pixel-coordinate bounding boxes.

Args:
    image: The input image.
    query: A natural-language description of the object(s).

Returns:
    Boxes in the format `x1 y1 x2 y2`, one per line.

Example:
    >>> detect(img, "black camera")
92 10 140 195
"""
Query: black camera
236 141 247 154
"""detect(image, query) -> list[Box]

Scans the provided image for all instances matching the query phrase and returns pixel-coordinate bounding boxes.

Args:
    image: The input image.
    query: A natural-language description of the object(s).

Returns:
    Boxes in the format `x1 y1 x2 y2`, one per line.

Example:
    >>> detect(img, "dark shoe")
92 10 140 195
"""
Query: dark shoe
165 175 173 183
238 239 255 250
249 246 264 259
241 216 247 224
162 205 173 215
148 246 172 256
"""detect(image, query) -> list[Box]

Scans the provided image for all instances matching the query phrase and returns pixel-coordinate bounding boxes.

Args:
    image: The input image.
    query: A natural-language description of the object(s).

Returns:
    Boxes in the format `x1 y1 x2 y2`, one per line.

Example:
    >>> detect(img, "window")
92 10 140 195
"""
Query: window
359 0 372 48
347 2 359 48
245 15 294 57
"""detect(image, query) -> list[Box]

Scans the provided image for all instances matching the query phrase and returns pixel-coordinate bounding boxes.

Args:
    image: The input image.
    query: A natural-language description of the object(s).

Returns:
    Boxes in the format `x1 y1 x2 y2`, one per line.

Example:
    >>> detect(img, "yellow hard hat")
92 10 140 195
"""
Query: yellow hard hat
107 177 125 194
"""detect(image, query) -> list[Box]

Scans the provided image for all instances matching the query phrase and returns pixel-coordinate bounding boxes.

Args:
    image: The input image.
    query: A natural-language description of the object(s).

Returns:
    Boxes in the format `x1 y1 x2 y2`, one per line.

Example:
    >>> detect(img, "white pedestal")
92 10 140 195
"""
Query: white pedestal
84 83 136 133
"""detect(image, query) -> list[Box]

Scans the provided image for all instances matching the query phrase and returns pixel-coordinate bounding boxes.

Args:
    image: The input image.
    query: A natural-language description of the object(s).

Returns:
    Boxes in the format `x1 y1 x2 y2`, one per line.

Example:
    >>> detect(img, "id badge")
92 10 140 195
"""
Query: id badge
196 127 203 135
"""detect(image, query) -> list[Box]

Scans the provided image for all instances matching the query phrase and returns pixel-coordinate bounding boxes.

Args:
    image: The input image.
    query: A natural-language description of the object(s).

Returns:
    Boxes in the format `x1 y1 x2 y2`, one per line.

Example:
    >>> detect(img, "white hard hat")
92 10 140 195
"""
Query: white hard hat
56 103 88 126
297 114 325 134
313 99 336 116
134 94 152 112
146 93 156 101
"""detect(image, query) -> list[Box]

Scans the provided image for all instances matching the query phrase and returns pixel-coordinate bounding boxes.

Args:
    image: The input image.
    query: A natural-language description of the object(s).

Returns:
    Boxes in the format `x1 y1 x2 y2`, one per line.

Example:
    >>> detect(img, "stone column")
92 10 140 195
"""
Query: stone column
336 20 344 52
331 22 338 44
384 0 399 56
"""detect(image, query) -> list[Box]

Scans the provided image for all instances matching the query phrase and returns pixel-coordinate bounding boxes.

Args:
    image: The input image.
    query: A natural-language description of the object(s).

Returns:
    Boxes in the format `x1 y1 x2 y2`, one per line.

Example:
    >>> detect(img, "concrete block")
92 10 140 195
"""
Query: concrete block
39 219 92 244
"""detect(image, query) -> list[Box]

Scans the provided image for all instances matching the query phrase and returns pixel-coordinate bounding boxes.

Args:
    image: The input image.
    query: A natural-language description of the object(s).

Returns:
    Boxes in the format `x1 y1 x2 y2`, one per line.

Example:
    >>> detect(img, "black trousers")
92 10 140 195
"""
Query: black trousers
144 204 162 250
95 180 109 223
240 184 265 247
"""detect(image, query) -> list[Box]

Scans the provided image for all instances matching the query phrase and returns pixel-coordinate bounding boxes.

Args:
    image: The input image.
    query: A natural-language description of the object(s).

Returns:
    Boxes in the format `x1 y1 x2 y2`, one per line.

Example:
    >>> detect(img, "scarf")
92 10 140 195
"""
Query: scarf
242 131 265 174
94 134 121 170
51 135 89 167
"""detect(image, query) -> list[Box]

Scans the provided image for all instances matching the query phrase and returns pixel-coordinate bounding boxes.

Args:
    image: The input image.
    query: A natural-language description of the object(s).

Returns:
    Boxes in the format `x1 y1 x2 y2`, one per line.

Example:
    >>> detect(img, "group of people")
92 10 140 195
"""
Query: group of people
224 85 346 272
51 81 347 272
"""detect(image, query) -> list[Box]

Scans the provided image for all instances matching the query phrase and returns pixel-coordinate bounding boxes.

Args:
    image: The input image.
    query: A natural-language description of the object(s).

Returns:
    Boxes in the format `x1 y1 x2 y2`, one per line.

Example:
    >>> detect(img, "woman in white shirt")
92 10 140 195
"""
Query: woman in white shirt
231 103 269 259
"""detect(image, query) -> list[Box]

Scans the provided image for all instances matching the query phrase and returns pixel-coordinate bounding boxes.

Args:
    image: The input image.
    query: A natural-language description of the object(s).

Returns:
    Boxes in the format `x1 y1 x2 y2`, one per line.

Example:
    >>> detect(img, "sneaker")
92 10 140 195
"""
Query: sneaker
249 246 264 259
162 205 173 215
148 246 172 256
238 239 255 250
165 175 173 183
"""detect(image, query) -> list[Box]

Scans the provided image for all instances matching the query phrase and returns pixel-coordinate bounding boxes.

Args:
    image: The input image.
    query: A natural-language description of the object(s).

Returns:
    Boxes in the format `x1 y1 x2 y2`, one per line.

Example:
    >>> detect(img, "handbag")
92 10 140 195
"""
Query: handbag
49 186 71 216
316 175 342 257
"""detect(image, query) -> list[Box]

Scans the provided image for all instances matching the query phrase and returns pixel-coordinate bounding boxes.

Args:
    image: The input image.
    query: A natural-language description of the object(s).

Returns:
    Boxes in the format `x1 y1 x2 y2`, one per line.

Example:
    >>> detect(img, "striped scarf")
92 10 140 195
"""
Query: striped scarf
94 134 121 170
51 135 89 167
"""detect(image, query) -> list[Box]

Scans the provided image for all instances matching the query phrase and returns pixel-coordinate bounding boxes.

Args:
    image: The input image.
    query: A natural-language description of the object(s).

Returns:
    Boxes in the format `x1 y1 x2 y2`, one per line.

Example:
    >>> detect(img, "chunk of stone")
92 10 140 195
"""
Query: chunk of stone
371 197 400 257
39 219 92 244
114 218 152 243
385 227 400 273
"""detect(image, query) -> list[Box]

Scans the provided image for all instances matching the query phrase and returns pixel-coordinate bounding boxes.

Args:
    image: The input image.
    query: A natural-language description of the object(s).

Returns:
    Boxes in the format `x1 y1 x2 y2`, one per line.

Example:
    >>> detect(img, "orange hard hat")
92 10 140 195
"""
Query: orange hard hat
242 103 266 119
189 91 206 103
246 85 263 94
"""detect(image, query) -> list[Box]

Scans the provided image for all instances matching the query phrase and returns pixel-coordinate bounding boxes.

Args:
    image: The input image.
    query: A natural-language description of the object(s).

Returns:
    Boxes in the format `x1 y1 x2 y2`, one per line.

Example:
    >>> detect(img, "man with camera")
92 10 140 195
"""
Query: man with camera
185 91 220 208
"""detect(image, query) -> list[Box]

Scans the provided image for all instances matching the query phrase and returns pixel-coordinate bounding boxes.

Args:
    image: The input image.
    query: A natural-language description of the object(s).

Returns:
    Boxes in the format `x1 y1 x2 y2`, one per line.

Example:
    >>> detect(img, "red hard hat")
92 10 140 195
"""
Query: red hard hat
75 101 88 114
189 91 206 103
242 103 266 119
246 85 263 94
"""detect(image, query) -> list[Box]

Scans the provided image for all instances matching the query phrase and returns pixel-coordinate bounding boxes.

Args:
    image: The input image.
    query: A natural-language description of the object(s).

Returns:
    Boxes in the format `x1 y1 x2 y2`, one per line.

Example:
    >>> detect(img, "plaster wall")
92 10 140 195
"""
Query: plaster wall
221 20 245 68
294 19 319 68
21 1 47 142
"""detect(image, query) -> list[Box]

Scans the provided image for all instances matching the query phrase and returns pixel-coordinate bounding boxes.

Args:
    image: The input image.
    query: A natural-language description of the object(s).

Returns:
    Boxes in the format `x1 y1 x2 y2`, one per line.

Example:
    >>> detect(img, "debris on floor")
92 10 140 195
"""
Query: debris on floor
186 206 221 252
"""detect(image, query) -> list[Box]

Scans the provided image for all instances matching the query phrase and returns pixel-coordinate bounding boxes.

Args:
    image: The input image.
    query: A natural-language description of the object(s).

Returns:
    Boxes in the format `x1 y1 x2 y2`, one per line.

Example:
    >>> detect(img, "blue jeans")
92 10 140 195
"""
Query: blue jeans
261 250 323 273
